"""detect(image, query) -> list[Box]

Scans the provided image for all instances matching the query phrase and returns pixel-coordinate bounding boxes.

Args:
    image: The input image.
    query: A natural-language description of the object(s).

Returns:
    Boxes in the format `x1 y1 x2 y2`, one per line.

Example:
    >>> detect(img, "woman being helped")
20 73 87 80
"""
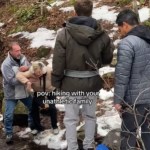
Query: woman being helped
16 60 59 134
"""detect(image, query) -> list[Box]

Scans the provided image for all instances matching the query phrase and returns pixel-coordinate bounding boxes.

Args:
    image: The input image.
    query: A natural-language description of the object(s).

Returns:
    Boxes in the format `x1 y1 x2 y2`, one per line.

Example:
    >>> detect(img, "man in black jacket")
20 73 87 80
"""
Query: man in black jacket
52 0 114 149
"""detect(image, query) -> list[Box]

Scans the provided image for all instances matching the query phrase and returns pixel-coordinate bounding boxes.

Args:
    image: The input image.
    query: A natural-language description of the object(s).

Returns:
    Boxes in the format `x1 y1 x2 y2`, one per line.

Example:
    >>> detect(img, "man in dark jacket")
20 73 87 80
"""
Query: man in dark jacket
114 9 150 150
52 0 114 149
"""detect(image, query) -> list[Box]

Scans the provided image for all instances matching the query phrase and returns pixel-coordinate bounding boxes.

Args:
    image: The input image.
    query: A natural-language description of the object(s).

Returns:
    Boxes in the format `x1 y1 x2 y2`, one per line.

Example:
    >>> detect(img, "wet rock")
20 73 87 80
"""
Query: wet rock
37 47 51 58
102 128 121 150
13 126 21 133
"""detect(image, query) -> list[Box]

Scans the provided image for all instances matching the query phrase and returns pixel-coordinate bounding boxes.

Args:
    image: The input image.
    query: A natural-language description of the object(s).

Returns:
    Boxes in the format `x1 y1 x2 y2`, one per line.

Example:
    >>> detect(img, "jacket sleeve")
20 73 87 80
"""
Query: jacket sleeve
51 29 66 88
1 63 20 86
114 39 134 104
101 32 114 65
16 71 31 84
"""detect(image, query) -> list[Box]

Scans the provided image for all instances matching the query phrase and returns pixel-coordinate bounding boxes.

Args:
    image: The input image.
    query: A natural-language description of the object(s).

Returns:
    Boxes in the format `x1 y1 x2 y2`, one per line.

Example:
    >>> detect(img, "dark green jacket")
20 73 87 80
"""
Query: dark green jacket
52 16 114 92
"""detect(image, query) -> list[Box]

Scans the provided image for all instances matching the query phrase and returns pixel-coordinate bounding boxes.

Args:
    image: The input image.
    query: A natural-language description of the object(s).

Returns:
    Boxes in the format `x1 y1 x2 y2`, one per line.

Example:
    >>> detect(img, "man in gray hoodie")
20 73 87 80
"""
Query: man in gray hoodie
1 42 33 144
114 9 150 150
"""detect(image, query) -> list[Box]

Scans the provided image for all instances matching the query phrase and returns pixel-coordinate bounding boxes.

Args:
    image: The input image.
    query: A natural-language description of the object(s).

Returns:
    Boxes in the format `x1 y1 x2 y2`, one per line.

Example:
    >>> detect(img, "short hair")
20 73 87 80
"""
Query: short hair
8 41 19 51
116 9 139 26
32 62 43 71
74 0 93 16
30 61 45 74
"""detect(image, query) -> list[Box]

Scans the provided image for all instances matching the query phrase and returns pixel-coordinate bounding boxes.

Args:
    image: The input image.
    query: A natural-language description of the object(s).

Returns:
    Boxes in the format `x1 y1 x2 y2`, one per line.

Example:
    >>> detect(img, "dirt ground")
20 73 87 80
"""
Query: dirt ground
0 108 104 150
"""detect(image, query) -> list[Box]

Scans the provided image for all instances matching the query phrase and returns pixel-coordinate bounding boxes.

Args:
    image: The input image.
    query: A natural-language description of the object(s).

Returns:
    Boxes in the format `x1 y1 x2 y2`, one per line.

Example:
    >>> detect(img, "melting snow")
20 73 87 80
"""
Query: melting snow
34 129 67 149
99 88 114 100
139 7 150 22
92 6 118 22
97 99 121 136
97 112 121 136
0 22 4 28
60 6 74 12
99 66 115 76
17 127 31 138
114 39 121 46
11 28 56 48
0 114 3 122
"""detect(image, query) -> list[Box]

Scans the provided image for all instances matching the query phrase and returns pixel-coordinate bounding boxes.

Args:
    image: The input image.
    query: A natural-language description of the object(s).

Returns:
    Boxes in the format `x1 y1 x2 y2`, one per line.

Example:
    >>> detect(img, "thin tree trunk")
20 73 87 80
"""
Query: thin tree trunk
132 0 140 22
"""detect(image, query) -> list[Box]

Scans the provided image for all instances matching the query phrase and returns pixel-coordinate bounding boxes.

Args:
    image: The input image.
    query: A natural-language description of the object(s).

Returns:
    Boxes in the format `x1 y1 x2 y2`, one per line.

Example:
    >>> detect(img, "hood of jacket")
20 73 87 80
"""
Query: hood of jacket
127 25 150 44
65 16 104 46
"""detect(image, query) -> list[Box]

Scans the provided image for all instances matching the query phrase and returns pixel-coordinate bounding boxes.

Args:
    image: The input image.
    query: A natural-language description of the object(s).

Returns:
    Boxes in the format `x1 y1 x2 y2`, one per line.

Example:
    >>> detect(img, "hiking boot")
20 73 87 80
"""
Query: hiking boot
52 128 59 135
6 134 13 144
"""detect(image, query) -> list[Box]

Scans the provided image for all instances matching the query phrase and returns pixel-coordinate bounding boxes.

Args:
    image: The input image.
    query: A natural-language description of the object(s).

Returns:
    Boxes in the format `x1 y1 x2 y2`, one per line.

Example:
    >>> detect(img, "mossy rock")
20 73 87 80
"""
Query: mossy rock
2 99 28 114
77 124 85 141
116 0 131 6
37 47 51 58
144 19 150 27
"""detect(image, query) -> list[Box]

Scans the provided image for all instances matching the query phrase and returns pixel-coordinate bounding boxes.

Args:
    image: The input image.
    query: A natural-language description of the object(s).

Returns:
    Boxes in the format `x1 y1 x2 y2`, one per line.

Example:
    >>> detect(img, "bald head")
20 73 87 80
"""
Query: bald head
9 42 22 59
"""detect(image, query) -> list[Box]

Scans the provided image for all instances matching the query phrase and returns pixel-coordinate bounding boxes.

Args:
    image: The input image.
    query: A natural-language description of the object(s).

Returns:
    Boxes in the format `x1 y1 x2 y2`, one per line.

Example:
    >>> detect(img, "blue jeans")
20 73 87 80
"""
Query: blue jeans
4 96 33 135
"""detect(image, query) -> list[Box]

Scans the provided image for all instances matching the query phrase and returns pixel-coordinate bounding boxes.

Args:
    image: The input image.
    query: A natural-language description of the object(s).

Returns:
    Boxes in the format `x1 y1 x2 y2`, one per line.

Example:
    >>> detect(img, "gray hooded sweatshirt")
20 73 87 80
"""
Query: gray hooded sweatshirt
1 53 30 99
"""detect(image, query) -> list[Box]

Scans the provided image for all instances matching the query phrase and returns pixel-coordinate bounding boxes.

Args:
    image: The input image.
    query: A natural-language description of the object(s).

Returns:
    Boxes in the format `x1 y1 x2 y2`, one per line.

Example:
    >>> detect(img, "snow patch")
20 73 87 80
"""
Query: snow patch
17 127 31 138
97 105 121 136
113 49 118 55
50 1 65 7
60 6 74 12
111 27 118 31
34 129 67 149
114 39 121 46
139 7 150 22
0 22 5 28
99 88 114 100
10 28 56 48
0 114 3 122
47 56 53 68
92 6 118 22
47 1 65 11
109 32 116 38
56 104 65 112
99 66 115 76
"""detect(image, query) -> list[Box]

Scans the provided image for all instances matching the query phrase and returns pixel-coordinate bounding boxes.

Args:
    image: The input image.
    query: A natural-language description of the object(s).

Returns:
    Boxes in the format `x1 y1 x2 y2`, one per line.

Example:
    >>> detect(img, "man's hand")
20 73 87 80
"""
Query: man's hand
19 66 29 72
114 103 122 112
26 81 34 92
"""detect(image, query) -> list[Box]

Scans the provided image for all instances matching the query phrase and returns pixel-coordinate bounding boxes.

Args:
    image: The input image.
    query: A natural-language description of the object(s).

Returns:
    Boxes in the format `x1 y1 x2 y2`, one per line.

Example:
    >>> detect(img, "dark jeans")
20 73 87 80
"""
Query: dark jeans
120 104 150 150
31 92 58 131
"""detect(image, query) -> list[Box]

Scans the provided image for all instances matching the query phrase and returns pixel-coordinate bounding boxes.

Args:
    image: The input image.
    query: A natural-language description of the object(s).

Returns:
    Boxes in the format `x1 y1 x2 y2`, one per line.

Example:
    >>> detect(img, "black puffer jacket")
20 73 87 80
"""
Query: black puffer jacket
114 25 150 105
52 16 114 92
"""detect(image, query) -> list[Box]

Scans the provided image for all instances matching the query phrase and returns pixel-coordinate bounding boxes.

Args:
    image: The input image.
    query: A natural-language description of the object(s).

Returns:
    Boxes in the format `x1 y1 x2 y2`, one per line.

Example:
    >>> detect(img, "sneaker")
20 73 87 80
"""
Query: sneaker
6 134 13 144
52 128 59 135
